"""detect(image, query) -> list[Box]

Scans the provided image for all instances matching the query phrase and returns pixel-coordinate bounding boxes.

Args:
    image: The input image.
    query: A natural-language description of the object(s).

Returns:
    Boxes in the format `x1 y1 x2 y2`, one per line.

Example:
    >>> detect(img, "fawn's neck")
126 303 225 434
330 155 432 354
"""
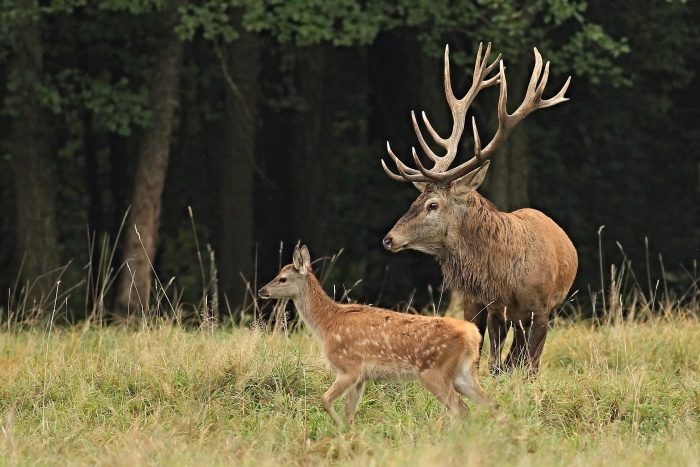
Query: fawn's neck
292 272 338 341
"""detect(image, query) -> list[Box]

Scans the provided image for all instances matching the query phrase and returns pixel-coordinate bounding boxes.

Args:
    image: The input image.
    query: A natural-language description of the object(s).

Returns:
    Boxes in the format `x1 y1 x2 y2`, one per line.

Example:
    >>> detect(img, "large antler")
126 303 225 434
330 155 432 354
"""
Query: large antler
382 45 571 186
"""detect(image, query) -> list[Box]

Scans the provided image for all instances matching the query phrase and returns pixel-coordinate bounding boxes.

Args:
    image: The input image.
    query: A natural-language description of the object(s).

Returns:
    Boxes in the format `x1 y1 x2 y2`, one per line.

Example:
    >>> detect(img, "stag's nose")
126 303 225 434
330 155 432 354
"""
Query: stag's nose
382 236 393 250
258 288 270 299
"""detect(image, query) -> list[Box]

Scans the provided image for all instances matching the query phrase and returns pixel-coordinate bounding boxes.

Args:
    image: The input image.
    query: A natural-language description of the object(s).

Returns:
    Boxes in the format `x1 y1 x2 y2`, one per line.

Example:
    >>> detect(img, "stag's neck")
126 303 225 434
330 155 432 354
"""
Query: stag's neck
437 191 522 303
292 273 338 341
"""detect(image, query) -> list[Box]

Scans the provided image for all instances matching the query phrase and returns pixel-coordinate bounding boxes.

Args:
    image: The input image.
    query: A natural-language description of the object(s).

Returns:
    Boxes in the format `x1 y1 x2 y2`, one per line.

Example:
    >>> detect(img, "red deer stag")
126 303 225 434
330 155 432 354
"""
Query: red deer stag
381 43 578 375
258 245 490 426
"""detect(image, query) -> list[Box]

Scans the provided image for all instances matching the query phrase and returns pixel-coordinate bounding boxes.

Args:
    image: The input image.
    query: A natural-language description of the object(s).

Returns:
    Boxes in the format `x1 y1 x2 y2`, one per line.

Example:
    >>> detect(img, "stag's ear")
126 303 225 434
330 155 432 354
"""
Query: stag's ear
452 161 490 199
412 181 427 192
299 245 311 275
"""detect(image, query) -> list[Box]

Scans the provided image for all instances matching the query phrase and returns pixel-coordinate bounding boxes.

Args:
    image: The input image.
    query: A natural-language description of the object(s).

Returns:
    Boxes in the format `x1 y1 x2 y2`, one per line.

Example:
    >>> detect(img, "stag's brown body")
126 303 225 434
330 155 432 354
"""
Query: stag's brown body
259 245 490 426
441 195 577 316
382 43 578 374
386 185 577 372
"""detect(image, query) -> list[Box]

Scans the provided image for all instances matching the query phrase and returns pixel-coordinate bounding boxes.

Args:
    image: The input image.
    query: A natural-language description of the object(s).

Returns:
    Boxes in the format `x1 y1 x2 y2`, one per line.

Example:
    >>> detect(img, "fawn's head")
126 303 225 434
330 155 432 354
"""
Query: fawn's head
258 245 312 300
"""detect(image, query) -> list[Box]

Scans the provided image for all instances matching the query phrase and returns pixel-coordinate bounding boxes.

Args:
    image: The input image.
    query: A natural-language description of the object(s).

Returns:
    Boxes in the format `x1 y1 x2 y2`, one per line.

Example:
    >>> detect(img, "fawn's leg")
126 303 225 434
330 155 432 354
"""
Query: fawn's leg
453 357 491 407
418 368 469 418
322 373 359 427
344 381 365 425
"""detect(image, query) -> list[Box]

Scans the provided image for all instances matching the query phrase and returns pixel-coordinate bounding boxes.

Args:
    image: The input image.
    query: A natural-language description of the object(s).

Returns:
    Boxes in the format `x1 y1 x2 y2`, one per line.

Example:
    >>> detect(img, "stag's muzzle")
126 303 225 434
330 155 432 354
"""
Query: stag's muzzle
382 235 393 250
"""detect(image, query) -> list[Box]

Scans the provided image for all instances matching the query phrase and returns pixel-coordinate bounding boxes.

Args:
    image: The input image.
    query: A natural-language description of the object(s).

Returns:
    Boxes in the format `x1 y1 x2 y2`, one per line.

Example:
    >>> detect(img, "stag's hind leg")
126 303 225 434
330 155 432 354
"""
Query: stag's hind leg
526 312 549 375
504 316 531 370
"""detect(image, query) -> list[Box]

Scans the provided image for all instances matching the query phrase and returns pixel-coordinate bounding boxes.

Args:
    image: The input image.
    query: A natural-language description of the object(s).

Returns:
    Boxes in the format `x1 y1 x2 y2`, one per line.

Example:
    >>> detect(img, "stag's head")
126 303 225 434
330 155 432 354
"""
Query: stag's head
382 43 570 254
381 162 491 254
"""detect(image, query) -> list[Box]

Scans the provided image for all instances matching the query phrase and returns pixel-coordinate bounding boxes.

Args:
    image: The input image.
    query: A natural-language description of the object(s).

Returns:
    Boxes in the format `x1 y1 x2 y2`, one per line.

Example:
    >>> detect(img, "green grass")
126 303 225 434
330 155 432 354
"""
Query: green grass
1 318 699 466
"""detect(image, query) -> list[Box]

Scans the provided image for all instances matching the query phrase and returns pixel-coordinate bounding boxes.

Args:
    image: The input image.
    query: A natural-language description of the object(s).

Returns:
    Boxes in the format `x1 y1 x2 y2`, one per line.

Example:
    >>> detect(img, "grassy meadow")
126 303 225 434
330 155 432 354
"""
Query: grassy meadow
1 313 699 466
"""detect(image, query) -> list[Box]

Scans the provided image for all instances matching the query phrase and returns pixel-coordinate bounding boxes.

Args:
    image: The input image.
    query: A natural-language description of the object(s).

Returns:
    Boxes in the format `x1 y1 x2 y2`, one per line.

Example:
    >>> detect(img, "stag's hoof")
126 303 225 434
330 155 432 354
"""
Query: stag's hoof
489 364 509 377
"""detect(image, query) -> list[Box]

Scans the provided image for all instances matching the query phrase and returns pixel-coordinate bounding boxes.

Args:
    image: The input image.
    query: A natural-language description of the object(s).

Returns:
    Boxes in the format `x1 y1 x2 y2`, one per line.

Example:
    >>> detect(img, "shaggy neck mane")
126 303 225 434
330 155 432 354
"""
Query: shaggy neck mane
436 191 526 305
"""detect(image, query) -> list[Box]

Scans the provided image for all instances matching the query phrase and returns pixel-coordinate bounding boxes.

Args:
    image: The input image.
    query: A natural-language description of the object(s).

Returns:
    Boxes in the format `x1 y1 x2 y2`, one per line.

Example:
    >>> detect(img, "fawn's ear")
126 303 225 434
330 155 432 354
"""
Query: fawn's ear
299 245 311 275
293 246 304 273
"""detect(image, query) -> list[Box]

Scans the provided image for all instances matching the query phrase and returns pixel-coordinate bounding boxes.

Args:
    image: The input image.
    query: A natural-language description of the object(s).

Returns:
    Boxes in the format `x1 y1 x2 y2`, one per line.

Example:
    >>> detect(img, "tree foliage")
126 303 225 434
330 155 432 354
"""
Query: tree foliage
0 0 697 320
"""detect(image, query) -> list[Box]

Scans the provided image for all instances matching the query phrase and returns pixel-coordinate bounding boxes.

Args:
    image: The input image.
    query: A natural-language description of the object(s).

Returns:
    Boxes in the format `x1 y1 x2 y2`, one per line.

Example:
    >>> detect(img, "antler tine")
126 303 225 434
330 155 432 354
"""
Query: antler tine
541 74 571 108
382 42 500 184
412 111 441 163
472 116 483 163
411 146 439 179
525 48 545 103
431 47 570 184
382 155 438 183
428 42 499 174
381 159 407 182
483 49 502 77
382 158 430 183
381 44 568 186
386 142 421 175
383 141 438 183
496 59 509 125
422 61 506 184
480 48 570 162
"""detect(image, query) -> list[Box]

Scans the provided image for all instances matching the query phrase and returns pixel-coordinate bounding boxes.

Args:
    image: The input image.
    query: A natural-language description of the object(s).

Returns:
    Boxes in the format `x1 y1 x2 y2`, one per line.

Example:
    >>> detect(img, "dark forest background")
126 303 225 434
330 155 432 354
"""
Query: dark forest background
0 0 698 321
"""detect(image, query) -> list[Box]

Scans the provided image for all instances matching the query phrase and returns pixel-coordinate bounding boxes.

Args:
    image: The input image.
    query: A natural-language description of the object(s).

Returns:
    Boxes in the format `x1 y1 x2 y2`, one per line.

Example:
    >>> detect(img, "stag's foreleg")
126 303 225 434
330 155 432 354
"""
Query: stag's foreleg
502 313 548 376
487 312 510 375
464 301 488 359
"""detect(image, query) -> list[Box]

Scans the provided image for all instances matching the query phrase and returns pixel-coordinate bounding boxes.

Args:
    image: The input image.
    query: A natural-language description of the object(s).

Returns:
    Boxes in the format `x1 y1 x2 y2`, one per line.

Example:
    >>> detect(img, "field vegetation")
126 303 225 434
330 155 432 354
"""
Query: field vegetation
1 282 699 466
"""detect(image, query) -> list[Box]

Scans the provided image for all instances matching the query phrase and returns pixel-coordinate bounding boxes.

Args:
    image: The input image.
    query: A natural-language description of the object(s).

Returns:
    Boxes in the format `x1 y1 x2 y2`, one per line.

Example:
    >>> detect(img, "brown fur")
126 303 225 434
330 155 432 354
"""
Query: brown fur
384 183 578 375
258 245 491 426
381 45 576 375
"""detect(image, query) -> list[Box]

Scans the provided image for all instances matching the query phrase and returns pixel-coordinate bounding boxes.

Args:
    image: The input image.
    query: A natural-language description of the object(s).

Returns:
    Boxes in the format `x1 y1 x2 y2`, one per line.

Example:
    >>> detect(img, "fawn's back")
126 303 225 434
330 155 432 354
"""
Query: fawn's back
320 303 481 381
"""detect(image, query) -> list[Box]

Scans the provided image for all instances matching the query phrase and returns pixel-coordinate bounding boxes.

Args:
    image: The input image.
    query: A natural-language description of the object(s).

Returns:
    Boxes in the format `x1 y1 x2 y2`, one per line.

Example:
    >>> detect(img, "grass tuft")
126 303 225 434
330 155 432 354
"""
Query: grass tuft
1 233 698 465
0 317 699 465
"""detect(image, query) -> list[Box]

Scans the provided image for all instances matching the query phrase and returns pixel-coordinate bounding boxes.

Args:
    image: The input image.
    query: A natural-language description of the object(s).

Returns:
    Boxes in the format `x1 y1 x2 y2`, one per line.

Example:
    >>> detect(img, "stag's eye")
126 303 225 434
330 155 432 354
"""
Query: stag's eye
279 277 287 283
427 202 439 212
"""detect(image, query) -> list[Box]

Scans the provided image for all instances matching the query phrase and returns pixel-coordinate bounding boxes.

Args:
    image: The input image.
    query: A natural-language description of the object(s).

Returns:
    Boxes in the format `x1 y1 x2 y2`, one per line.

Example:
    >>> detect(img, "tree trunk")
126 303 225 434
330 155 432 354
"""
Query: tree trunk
486 124 530 212
114 3 185 319
483 62 531 212
7 1 61 305
218 17 261 312
289 46 329 252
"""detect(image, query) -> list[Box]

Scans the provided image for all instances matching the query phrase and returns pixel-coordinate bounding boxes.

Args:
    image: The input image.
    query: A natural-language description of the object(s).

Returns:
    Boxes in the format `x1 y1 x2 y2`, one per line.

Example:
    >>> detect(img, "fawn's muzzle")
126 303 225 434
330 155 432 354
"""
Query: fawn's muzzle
258 288 271 299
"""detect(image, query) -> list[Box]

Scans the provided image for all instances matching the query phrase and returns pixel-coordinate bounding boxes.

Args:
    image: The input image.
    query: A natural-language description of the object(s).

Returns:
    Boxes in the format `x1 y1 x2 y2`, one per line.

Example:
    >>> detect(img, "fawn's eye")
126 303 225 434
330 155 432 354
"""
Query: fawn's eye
427 202 439 212
279 277 287 283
